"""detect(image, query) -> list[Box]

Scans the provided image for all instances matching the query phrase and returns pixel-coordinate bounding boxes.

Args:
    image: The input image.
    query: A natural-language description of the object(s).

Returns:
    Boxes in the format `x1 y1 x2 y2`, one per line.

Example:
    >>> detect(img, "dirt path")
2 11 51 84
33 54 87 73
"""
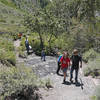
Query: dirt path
18 54 96 100
14 39 21 62
13 40 97 100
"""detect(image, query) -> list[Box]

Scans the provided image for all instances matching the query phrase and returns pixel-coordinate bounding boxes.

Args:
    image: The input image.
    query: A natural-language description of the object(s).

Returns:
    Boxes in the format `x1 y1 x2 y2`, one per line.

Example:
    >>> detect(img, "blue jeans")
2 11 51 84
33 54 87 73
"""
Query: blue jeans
41 55 45 61
70 67 79 82
26 45 29 54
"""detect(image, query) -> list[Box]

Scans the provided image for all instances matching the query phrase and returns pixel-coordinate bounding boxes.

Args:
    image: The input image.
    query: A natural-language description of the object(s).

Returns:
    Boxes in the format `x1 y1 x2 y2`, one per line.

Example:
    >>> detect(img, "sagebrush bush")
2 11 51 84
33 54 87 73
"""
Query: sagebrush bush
0 37 16 66
19 50 27 58
83 49 99 62
83 57 100 77
0 65 37 99
0 19 6 23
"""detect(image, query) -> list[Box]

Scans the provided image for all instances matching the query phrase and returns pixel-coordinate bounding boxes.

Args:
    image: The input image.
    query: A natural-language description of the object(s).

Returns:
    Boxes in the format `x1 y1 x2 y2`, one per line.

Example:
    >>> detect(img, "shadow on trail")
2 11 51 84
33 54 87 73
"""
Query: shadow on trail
62 81 71 85
28 51 34 55
57 73 69 77
57 73 63 77
62 80 84 90
70 81 84 90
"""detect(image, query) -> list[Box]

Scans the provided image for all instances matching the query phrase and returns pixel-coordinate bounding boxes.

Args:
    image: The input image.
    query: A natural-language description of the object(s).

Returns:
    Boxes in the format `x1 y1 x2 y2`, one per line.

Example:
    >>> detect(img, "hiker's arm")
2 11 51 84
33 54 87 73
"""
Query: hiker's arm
69 58 71 66
60 58 63 66
70 56 73 66
80 57 82 68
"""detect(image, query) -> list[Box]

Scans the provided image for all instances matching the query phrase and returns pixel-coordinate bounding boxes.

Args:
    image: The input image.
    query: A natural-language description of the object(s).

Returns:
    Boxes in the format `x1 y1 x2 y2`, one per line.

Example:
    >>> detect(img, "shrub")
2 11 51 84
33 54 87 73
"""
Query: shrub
0 65 37 99
19 50 27 58
0 19 6 23
10 20 15 24
83 57 100 77
0 37 16 66
83 49 99 62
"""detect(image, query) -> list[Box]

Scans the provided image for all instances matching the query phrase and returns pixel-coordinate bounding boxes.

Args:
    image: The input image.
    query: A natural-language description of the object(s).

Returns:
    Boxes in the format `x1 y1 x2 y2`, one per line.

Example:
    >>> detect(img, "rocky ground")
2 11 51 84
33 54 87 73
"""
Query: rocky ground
14 40 100 100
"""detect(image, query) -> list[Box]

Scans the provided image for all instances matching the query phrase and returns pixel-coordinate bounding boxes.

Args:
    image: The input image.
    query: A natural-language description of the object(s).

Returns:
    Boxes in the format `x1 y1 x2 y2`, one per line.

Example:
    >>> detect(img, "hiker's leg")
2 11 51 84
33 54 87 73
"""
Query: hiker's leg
63 72 66 81
63 68 67 83
44 55 46 61
75 68 79 82
41 55 43 60
26 47 29 54
70 67 74 81
56 62 60 74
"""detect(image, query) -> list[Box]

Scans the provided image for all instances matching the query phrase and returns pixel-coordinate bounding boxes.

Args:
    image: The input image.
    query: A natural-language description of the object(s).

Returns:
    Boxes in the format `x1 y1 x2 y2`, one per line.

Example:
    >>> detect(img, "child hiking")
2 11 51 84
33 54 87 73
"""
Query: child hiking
60 52 70 83
41 49 46 61
56 52 62 75
70 49 82 84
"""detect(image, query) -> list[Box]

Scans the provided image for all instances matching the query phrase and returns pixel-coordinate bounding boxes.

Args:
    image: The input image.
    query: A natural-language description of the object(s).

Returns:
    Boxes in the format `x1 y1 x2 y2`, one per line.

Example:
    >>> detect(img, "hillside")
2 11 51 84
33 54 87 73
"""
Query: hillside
0 1 25 37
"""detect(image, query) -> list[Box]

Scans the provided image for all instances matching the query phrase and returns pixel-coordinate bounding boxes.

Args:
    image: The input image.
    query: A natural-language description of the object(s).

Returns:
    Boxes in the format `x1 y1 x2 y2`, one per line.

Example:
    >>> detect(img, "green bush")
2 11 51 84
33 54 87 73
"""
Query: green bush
83 49 99 62
10 20 15 24
0 0 16 8
0 19 6 23
19 50 27 58
0 37 16 66
83 57 100 77
0 65 37 99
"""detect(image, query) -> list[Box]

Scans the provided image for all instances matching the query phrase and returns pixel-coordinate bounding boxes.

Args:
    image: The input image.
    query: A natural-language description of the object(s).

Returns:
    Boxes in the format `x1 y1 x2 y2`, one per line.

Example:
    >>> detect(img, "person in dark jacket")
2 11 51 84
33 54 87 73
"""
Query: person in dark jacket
25 37 29 54
70 49 82 84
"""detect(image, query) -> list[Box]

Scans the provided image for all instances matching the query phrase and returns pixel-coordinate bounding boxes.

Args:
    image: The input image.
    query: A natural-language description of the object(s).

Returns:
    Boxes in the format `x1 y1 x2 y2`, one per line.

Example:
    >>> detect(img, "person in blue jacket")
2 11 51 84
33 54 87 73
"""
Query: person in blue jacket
56 52 62 75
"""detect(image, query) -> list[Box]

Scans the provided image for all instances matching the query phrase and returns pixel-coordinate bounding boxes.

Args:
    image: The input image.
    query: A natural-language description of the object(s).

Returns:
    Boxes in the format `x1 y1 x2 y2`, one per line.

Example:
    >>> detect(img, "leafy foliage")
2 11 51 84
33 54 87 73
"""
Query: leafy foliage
83 57 100 77
0 37 16 66
0 65 37 99
83 49 99 62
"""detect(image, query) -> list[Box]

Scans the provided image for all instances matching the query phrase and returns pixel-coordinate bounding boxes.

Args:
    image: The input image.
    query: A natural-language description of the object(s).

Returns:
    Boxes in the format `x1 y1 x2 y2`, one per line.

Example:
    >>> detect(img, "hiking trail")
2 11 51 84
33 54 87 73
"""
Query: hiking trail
14 40 100 100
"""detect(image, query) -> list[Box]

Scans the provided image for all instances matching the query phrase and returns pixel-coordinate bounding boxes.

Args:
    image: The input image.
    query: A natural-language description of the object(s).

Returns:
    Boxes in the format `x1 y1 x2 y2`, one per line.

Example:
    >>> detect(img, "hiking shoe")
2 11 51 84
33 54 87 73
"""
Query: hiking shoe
63 79 66 83
56 72 59 75
75 80 78 84
70 79 73 83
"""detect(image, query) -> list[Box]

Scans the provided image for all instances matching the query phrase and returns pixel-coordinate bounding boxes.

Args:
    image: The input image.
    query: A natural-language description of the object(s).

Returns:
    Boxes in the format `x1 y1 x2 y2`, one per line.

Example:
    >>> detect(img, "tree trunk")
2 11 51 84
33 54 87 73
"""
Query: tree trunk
38 32 44 49
48 32 53 51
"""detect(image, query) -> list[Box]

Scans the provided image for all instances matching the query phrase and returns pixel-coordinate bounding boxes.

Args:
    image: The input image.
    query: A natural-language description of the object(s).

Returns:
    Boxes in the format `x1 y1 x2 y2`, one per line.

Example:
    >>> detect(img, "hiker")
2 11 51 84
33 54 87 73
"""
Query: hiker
25 37 29 54
41 49 46 61
56 52 62 75
18 33 22 39
60 52 70 83
70 49 82 84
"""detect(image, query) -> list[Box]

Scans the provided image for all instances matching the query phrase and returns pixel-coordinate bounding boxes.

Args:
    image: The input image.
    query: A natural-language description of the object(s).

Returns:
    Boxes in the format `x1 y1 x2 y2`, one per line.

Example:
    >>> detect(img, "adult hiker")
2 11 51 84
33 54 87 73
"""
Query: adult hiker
25 37 29 54
70 49 82 84
56 52 62 75
60 52 70 83
41 49 46 61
